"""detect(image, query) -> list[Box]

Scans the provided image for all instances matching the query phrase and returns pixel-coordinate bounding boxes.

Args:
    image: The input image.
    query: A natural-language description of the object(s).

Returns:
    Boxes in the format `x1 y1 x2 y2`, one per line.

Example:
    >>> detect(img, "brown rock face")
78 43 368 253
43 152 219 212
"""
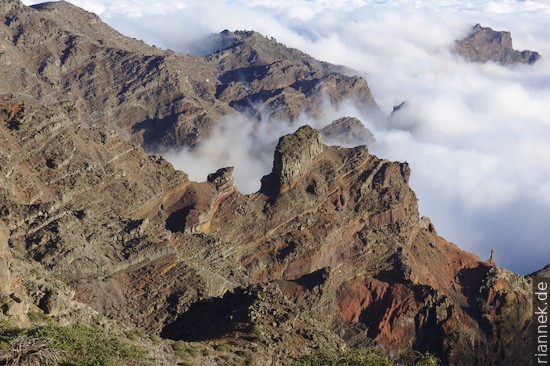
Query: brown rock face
321 116 376 147
0 96 532 364
0 0 23 13
0 100 192 324
261 125 324 194
455 24 541 65
198 126 530 365
529 264 550 278
0 3 534 365
0 223 11 298
0 4 378 150
207 167 235 193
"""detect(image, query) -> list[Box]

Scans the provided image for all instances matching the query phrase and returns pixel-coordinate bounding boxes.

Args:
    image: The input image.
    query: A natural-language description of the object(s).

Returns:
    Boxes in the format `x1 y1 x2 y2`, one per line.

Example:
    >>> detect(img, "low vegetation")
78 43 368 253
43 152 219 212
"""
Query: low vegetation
172 340 198 359
292 349 441 366
0 321 147 366
293 349 392 366
215 343 232 352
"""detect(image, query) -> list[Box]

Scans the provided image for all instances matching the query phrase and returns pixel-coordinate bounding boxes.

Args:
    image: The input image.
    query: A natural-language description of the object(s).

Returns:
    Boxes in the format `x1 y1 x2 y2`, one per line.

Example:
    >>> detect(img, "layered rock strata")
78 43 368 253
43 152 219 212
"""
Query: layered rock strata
0 1 378 150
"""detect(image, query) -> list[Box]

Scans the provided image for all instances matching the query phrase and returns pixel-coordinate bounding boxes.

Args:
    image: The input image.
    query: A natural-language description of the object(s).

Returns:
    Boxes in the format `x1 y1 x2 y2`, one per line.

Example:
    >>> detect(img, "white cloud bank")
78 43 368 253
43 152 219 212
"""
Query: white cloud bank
22 0 550 275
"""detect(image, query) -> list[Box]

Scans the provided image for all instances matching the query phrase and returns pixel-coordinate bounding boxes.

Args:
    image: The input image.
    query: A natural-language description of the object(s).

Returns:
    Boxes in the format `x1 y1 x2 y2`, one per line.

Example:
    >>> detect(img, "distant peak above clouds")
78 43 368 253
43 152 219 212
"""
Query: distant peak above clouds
455 24 541 65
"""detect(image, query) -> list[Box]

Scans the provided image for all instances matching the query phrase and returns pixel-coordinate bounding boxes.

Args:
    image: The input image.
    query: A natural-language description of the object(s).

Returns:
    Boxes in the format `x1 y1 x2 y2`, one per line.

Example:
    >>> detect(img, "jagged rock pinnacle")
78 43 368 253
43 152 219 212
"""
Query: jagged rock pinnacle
207 167 235 193
261 125 324 194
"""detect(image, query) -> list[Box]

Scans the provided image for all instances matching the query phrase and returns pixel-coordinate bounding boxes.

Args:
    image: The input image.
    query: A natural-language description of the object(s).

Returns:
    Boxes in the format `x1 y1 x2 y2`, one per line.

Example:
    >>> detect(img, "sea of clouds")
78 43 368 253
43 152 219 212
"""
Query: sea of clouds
22 0 550 274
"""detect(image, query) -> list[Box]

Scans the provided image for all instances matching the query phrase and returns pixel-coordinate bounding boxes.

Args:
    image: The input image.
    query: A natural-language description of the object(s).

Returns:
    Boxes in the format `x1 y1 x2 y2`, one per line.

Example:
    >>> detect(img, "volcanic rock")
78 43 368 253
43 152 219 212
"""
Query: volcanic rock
261 125 324 194
204 126 531 365
321 116 376 147
0 3 536 365
0 3 379 150
0 0 23 13
207 167 235 193
0 95 533 364
0 223 11 298
455 24 541 65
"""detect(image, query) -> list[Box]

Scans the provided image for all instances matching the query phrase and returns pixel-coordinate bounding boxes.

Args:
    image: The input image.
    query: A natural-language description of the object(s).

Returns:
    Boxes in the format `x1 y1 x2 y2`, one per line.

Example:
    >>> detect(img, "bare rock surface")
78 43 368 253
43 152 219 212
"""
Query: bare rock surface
0 3 378 150
0 97 532 365
456 24 541 65
0 3 535 366
321 116 376 147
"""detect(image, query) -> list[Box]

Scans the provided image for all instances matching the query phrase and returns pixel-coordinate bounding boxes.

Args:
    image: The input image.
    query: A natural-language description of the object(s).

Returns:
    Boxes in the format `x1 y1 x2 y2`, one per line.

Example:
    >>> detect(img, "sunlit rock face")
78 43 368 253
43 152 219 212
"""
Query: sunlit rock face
0 2 537 365
456 24 541 65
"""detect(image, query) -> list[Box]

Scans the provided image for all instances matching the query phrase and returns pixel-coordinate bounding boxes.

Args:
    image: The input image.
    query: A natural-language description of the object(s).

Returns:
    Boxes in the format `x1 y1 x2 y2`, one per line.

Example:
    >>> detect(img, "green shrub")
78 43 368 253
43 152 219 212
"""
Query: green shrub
172 340 197 359
149 334 162 345
125 329 144 341
0 323 146 366
293 349 393 366
294 349 442 366
215 343 232 352
0 319 12 332
415 351 441 366
0 339 9 353
27 311 50 324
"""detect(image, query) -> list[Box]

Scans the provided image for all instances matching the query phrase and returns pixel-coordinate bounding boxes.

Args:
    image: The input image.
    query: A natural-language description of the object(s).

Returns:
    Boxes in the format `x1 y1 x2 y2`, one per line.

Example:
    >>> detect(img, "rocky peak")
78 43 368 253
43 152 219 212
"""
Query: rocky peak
320 116 375 147
528 264 550 278
455 24 541 64
215 30 310 67
207 166 235 193
261 125 324 194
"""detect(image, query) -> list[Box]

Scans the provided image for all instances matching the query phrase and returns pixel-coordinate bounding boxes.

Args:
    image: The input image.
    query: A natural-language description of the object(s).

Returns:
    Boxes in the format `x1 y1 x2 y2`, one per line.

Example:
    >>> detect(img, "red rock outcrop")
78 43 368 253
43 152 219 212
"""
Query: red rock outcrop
195 126 531 365
0 97 532 365
0 3 535 365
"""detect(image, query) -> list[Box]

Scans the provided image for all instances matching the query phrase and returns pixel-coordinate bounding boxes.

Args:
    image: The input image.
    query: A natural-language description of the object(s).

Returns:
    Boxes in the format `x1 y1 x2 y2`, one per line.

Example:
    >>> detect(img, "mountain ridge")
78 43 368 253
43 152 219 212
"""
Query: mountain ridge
0 1 378 151
0 2 542 365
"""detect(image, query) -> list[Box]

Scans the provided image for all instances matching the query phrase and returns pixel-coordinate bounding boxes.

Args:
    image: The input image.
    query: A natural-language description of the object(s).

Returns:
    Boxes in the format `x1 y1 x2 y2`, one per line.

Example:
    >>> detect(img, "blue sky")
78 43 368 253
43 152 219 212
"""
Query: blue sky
22 0 550 274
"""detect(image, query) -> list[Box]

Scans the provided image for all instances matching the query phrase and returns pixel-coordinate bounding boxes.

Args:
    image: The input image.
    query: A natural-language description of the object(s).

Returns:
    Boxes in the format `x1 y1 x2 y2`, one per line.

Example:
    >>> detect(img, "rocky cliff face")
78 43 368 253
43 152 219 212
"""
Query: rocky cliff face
0 100 534 366
0 2 539 366
197 127 531 365
456 24 541 65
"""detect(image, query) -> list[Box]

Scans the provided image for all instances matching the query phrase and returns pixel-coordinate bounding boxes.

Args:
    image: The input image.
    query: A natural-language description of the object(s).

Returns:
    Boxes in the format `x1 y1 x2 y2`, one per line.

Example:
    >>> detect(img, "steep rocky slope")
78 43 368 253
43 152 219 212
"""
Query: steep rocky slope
0 2 540 365
0 100 533 365
0 0 377 150
191 126 531 365
456 24 541 65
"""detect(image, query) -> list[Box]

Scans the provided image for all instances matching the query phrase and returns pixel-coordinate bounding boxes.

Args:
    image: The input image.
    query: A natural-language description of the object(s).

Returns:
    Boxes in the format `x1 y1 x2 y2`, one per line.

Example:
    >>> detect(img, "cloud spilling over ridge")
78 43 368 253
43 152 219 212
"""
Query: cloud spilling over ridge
163 114 291 194
21 0 550 274
163 102 365 194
